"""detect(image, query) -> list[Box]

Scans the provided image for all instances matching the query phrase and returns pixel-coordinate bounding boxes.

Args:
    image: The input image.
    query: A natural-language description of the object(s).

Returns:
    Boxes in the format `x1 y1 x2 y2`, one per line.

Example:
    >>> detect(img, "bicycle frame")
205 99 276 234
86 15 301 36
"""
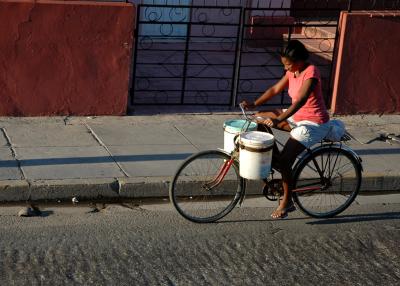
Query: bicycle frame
204 158 234 190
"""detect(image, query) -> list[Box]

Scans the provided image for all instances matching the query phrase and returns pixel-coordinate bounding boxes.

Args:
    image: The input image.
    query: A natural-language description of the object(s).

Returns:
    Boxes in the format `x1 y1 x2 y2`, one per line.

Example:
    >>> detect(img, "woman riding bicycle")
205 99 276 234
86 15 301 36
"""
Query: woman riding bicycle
241 40 331 219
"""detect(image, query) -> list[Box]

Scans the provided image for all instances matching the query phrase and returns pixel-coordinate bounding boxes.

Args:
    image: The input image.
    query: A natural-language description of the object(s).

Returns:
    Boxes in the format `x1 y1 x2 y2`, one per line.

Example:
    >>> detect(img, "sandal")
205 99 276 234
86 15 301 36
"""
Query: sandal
270 202 296 219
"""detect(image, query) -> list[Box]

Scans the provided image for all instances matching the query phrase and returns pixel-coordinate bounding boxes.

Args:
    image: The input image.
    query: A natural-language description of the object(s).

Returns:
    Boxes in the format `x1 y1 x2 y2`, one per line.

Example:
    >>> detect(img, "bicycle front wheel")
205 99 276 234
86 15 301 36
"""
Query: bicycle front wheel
293 146 362 218
169 150 244 223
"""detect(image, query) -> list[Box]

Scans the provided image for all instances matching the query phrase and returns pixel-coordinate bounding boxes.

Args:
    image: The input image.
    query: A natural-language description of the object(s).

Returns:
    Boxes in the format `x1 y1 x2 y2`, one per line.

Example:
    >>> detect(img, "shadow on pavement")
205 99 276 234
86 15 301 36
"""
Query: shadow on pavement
216 211 400 224
306 212 400 225
356 148 400 155
0 153 194 168
216 217 310 224
37 210 55 217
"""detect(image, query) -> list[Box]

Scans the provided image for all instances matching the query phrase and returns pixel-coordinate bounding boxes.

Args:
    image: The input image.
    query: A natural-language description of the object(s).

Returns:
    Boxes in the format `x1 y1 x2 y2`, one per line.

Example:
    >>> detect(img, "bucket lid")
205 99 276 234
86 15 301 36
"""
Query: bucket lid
224 119 257 133
240 131 274 149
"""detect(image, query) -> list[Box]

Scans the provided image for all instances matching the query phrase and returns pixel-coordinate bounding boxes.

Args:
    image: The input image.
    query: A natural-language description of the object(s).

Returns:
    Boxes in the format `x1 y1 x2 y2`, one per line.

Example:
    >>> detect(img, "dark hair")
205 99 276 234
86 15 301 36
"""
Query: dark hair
280 40 309 62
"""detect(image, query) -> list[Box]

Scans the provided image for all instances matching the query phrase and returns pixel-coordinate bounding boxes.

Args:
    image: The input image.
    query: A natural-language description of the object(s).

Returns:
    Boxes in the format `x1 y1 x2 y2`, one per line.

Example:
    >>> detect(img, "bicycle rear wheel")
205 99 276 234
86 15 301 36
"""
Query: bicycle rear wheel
292 146 362 218
169 150 244 223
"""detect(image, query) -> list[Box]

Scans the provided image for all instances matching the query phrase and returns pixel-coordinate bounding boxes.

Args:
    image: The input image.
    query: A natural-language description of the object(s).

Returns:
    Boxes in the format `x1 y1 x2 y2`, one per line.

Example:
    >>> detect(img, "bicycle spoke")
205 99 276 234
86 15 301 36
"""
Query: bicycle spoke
328 149 341 179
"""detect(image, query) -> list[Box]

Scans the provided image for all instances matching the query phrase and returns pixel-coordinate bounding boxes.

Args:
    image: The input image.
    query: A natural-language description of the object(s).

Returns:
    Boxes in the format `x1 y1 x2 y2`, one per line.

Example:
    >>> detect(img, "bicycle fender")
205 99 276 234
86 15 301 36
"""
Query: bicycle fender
217 148 233 156
293 144 363 173
338 145 363 171
238 179 247 207
215 148 247 206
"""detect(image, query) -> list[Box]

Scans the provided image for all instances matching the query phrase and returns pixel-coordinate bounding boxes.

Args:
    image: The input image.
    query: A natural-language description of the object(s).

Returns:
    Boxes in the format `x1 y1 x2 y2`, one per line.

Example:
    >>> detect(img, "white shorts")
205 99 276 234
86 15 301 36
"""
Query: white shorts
286 116 331 149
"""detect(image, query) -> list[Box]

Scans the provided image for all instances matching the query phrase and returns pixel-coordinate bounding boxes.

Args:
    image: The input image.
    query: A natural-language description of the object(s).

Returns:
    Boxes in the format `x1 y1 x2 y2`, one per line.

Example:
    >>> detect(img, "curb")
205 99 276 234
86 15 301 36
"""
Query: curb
0 177 171 202
361 174 400 192
0 174 399 203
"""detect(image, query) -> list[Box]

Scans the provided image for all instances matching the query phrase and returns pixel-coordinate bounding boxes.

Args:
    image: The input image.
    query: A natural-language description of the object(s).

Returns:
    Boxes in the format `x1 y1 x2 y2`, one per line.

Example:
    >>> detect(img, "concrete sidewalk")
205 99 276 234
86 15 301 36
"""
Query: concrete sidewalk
0 112 399 202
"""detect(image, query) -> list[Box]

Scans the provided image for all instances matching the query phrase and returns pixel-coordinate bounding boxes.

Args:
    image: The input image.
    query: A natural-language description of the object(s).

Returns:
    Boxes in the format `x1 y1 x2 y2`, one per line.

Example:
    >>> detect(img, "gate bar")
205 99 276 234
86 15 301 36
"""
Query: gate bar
231 7 245 108
180 8 192 104
130 5 141 106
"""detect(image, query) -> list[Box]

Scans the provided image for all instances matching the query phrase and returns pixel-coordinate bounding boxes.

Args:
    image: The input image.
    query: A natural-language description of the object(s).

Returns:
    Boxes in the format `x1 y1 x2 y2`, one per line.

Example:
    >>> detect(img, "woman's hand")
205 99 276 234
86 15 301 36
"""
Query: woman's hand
262 118 280 128
240 100 255 110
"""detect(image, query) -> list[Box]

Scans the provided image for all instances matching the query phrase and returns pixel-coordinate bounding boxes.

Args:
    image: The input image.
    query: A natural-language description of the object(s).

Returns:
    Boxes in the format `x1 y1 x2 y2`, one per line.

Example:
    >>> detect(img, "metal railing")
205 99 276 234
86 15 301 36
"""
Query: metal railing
131 4 243 105
129 1 399 107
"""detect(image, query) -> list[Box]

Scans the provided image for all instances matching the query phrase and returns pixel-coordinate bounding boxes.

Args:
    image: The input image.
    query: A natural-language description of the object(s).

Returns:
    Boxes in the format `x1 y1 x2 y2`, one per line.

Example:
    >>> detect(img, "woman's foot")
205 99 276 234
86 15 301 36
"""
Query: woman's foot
271 207 289 219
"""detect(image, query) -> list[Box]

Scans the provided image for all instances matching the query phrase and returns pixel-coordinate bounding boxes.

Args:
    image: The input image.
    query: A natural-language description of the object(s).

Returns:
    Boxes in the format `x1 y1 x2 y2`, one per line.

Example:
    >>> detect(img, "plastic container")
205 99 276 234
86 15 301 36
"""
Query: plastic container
239 131 275 180
223 119 257 153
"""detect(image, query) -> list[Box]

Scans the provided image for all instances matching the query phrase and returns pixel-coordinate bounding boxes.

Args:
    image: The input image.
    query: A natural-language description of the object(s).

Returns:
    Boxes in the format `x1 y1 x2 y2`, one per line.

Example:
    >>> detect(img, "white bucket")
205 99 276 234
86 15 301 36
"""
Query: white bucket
223 119 257 153
239 131 275 180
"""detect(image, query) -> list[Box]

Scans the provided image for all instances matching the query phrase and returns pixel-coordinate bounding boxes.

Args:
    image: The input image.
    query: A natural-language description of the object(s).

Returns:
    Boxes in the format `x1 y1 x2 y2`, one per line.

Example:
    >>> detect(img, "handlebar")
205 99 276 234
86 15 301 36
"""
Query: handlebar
238 103 282 147
238 103 269 123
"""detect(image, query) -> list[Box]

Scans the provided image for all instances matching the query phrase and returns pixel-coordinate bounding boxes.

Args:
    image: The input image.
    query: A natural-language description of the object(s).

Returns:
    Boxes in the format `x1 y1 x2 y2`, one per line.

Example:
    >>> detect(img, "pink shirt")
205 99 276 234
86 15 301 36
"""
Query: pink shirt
286 65 329 124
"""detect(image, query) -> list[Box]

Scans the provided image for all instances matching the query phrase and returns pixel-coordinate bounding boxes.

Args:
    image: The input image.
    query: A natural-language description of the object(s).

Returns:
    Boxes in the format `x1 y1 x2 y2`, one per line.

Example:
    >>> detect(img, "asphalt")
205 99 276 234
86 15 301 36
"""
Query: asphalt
0 110 399 202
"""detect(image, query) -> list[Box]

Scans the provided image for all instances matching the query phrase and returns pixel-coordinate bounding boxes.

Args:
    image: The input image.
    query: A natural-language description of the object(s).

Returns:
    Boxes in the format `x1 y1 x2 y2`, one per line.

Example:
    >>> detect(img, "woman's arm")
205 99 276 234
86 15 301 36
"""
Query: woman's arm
254 75 289 107
241 75 288 108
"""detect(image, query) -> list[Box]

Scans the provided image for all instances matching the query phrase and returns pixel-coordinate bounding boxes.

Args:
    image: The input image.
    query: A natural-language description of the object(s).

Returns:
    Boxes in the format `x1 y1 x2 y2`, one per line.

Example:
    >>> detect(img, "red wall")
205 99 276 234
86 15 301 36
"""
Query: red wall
0 0 135 116
331 11 400 114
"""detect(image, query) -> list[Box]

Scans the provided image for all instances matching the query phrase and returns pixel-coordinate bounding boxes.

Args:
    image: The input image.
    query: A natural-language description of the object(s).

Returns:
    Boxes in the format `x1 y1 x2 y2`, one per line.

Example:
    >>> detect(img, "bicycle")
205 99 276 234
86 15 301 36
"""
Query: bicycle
169 105 363 223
